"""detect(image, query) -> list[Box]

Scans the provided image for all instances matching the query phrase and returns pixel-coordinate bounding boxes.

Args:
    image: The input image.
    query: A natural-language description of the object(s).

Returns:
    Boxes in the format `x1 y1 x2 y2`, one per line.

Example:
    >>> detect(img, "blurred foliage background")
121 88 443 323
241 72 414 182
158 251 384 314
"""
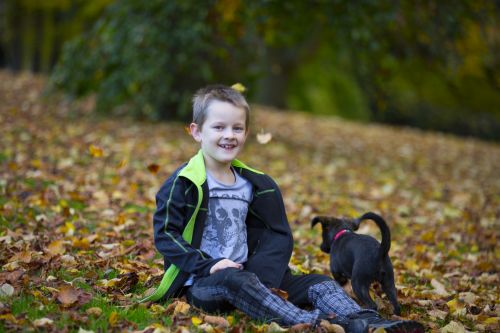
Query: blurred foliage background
1 0 499 140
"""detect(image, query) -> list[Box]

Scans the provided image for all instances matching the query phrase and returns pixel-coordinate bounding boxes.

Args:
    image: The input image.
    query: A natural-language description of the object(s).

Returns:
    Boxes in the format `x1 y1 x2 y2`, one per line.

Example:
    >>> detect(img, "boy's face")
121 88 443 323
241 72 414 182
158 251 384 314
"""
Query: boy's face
190 100 248 170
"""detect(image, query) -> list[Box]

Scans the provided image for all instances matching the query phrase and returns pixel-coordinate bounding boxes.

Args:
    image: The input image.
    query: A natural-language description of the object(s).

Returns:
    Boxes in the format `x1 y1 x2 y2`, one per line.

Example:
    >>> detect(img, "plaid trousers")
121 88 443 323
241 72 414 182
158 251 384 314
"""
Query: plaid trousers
185 268 361 326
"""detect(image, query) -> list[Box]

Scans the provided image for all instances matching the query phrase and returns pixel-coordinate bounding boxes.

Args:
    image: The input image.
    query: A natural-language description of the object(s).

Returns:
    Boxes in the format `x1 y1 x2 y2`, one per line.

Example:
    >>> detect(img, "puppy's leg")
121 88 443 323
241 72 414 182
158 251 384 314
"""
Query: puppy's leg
381 272 401 315
351 277 378 311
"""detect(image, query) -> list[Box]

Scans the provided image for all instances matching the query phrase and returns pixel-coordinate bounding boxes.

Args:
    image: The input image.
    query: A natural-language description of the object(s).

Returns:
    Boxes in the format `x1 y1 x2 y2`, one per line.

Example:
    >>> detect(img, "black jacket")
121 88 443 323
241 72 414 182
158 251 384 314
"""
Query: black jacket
144 150 294 302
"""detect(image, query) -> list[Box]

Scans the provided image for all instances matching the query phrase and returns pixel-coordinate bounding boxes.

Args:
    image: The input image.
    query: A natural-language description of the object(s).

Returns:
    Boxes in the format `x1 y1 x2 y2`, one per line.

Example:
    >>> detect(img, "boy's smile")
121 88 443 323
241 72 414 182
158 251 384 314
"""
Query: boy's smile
190 100 248 175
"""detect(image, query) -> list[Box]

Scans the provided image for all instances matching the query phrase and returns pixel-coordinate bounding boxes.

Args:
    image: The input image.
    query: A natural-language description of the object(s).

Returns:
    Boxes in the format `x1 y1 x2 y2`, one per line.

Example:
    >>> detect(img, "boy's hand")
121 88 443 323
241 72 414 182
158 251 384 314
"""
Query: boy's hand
210 259 242 274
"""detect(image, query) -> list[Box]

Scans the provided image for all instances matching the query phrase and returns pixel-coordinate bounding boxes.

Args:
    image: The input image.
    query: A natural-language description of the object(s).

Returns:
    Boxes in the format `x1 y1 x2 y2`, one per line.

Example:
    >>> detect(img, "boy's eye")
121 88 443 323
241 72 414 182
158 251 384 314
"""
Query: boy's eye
213 126 224 130
234 127 244 132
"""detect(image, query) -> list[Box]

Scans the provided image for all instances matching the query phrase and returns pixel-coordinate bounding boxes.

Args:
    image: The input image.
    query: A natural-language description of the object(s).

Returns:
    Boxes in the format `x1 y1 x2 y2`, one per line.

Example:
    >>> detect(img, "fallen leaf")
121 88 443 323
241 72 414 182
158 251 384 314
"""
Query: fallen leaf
204 315 229 328
428 309 448 320
33 317 54 328
266 322 288 332
56 285 91 308
440 320 466 333
198 323 215 333
46 239 66 256
89 144 103 157
108 311 119 326
318 320 345 333
57 285 79 306
431 278 450 296
78 328 95 333
191 316 203 327
0 283 14 297
86 307 102 316
173 301 190 316
289 323 312 332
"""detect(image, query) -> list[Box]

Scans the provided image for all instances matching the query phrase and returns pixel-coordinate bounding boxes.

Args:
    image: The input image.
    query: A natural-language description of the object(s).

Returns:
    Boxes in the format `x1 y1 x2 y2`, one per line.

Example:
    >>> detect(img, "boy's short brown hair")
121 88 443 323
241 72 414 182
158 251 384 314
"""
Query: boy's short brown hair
192 85 250 130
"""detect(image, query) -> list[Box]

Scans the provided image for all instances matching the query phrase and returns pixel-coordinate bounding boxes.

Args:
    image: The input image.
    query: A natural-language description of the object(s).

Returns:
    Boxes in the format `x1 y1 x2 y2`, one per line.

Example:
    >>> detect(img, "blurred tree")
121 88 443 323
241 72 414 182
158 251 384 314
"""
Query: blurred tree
36 0 500 139
50 1 230 120
0 0 113 72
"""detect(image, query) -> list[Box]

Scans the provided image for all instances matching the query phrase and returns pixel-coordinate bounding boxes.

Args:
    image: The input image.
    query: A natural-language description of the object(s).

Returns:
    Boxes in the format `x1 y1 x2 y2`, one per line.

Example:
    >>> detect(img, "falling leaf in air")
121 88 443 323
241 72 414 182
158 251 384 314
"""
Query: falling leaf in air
147 163 160 174
231 83 246 93
256 128 272 144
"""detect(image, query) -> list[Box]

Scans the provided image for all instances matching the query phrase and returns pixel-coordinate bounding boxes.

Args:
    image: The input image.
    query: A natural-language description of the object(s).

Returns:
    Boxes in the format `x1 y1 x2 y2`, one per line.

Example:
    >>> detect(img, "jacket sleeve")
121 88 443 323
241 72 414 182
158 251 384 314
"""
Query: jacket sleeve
153 174 222 277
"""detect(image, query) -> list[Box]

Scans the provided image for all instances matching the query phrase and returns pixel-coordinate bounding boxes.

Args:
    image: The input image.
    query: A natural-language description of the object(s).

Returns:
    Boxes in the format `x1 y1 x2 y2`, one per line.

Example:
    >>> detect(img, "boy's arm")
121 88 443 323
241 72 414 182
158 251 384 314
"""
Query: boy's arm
153 176 223 277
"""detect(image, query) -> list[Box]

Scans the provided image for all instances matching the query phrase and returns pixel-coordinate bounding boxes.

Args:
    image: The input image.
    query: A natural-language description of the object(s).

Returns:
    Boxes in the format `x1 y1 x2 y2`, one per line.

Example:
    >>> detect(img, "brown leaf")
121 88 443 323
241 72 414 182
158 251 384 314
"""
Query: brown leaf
56 285 92 308
289 323 312 333
270 288 288 300
147 163 160 174
86 307 102 317
57 285 79 306
203 315 229 328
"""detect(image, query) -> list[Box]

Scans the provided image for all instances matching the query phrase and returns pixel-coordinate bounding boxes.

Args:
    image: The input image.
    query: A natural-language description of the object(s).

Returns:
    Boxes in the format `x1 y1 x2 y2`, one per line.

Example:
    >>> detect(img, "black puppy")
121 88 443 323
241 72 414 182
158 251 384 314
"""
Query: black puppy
311 212 401 315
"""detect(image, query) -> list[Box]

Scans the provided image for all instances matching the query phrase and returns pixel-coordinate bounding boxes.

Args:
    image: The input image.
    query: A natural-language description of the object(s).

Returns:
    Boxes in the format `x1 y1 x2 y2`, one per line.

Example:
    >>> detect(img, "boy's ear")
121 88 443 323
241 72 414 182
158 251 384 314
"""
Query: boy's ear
190 123 202 142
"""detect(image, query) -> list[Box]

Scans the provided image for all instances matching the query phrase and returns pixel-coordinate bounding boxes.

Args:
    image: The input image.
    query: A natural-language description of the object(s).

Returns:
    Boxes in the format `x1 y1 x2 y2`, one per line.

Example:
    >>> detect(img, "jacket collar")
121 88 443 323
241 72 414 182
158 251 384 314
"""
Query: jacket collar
179 150 263 186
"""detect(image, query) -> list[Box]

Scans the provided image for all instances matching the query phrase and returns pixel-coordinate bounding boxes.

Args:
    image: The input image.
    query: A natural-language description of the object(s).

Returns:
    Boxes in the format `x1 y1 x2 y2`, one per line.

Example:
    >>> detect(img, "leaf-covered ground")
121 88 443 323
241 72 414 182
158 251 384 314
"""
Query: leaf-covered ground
0 71 498 332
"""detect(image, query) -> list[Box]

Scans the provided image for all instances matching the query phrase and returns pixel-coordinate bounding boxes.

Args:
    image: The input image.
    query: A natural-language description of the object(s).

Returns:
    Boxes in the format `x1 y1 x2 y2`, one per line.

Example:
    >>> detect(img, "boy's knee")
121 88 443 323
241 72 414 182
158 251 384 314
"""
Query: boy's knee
222 269 259 292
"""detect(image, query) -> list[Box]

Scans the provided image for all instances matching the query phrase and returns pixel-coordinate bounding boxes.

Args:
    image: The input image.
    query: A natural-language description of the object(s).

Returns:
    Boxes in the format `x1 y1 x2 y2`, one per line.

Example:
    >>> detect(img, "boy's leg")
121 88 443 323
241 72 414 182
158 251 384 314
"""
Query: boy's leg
281 272 425 332
279 270 361 325
186 268 320 326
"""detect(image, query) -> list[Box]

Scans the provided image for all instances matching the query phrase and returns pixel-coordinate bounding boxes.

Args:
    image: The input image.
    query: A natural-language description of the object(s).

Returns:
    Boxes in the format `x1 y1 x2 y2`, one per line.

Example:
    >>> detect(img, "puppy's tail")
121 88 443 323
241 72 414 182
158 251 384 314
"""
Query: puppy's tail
357 212 391 260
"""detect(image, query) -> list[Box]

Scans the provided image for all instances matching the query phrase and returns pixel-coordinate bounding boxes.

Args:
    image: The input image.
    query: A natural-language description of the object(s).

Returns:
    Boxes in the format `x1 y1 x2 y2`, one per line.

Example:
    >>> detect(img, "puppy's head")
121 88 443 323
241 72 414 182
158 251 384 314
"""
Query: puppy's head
311 216 359 253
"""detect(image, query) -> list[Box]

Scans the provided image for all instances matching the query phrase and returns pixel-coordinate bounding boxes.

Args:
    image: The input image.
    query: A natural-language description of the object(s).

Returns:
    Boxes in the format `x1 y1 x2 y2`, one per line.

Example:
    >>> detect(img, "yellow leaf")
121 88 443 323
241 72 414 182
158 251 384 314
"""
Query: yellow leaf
173 301 190 316
231 83 246 93
266 322 288 332
373 328 387 333
46 239 66 256
150 304 166 314
108 312 119 326
0 313 17 324
296 264 310 274
89 144 103 157
57 222 76 237
192 316 203 327
484 317 498 325
446 298 466 315
72 237 90 249
421 230 434 242
403 259 419 272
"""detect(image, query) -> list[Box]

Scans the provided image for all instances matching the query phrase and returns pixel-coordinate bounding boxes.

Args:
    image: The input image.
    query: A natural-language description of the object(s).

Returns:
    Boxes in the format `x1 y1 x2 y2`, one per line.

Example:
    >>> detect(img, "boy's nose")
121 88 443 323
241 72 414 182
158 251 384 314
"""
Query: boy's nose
223 128 236 138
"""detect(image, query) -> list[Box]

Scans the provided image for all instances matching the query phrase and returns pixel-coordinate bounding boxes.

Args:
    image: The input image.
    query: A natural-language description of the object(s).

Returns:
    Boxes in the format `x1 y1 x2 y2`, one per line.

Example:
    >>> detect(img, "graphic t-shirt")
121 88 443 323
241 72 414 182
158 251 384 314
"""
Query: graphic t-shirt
200 169 253 263
184 168 253 286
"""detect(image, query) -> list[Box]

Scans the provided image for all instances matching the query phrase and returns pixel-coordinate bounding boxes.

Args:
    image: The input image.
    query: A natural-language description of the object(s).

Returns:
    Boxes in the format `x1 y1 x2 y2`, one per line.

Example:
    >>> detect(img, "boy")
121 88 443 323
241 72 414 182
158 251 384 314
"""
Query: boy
148 85 424 333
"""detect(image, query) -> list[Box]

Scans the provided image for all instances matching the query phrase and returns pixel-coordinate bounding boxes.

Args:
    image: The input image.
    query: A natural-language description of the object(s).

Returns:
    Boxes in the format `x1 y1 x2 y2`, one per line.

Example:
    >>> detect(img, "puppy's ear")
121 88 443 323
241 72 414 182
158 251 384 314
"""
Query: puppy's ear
311 216 324 229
